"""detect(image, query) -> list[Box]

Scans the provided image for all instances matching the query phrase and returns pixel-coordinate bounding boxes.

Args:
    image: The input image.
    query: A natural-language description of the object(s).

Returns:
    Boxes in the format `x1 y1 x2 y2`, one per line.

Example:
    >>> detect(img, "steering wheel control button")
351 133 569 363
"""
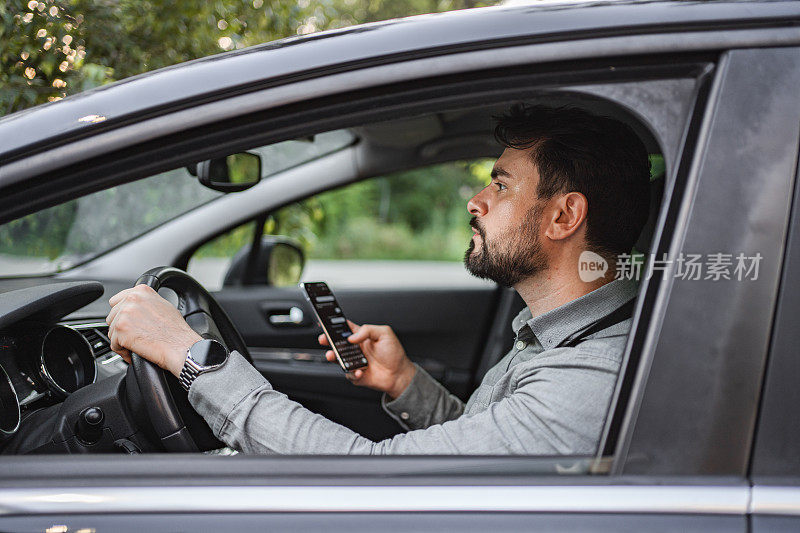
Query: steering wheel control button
76 406 104 445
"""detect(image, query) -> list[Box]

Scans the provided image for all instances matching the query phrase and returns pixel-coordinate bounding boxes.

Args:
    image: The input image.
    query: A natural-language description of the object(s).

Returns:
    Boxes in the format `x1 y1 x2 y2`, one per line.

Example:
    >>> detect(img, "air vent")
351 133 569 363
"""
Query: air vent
71 323 128 377
78 326 113 360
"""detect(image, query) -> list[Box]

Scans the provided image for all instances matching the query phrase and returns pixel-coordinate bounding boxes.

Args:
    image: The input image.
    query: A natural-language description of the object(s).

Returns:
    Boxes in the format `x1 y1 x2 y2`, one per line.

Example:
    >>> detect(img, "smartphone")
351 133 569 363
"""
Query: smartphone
299 281 368 372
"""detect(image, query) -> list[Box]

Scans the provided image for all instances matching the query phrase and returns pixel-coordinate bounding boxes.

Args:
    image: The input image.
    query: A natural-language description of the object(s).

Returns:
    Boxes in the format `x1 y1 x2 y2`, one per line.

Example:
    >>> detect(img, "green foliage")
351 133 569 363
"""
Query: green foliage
0 202 76 258
196 151 665 265
194 159 491 263
1 0 86 113
0 167 221 273
194 222 254 259
261 159 492 262
268 243 304 286
227 153 261 185
649 154 665 181
343 0 489 23
1 0 496 116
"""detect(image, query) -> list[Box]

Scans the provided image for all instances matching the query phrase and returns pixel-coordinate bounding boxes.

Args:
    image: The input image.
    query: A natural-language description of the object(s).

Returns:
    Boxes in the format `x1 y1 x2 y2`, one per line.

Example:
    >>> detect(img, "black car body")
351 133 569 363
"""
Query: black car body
1 1 799 531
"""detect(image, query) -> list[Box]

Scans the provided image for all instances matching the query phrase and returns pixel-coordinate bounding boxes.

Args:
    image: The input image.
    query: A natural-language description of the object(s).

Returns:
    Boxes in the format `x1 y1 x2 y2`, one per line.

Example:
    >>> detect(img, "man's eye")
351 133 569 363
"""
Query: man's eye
494 182 506 191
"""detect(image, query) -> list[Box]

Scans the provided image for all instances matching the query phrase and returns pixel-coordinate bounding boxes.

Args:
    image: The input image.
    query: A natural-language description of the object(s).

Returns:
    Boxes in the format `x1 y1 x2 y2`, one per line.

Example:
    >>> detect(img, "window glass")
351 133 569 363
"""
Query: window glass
254 129 355 176
290 160 495 288
188 159 496 290
0 169 223 276
0 129 354 277
188 222 256 290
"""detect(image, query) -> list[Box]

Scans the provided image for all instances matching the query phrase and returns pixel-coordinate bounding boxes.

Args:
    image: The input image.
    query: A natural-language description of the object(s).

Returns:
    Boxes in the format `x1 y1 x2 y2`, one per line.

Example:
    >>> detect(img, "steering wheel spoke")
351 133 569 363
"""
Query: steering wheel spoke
185 311 225 345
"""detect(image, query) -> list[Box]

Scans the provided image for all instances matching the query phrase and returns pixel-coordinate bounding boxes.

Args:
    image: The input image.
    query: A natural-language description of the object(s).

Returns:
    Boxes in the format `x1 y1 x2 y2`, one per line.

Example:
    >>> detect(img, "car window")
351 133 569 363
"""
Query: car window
0 130 355 277
0 168 222 277
188 159 496 291
188 222 258 290
0 68 705 467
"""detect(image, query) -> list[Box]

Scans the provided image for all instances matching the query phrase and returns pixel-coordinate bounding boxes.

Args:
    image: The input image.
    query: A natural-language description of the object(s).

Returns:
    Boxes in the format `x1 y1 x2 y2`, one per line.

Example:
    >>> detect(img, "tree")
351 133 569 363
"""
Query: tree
1 0 496 116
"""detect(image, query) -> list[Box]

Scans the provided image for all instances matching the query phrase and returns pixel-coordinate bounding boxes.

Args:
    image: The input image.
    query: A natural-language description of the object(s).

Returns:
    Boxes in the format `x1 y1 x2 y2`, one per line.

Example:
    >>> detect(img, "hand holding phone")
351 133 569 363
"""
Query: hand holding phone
320 321 417 399
300 281 368 372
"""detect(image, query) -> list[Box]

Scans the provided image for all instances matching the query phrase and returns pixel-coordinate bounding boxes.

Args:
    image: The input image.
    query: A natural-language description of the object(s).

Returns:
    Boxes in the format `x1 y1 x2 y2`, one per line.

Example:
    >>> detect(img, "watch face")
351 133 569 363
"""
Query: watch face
190 339 228 367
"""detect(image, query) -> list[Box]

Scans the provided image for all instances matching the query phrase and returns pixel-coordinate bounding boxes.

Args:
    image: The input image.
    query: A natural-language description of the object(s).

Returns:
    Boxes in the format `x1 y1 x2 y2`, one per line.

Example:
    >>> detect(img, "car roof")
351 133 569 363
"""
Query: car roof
0 0 798 165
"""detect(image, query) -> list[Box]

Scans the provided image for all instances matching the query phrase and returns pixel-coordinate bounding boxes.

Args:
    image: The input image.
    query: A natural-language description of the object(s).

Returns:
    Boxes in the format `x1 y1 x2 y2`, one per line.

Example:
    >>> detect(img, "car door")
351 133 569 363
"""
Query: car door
184 160 506 440
167 70 700 442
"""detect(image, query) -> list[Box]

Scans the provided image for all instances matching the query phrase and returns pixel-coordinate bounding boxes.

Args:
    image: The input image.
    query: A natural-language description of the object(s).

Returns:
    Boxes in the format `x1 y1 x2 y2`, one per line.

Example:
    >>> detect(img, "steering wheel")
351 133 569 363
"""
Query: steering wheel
126 266 252 452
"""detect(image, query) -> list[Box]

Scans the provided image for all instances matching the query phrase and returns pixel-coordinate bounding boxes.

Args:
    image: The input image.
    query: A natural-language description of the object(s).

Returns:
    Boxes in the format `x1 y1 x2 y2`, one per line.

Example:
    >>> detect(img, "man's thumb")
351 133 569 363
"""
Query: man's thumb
347 324 373 343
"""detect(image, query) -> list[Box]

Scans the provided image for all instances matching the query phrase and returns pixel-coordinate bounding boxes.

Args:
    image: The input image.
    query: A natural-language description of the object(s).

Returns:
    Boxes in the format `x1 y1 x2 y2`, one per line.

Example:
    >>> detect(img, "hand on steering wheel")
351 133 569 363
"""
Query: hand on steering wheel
107 284 202 376
106 284 202 376
106 267 251 452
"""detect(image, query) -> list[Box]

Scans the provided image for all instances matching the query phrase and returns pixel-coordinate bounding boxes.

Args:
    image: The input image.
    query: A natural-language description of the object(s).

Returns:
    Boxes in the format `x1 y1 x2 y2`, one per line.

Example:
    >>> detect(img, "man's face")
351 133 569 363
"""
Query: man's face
464 148 549 287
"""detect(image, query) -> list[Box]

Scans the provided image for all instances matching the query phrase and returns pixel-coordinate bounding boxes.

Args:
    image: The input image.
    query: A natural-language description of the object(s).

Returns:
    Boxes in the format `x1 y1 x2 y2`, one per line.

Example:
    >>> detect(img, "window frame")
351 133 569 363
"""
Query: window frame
145 61 705 474
7 55 718 479
134 60 707 472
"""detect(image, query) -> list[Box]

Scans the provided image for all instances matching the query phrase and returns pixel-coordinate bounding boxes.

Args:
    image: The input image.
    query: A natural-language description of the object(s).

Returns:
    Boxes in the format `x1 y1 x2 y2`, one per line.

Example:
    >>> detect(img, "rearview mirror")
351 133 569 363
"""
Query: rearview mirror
189 152 261 192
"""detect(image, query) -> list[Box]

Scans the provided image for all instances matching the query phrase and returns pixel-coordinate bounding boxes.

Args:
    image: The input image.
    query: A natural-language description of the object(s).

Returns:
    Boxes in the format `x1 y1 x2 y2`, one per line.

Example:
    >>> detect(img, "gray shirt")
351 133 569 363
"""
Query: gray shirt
188 278 638 455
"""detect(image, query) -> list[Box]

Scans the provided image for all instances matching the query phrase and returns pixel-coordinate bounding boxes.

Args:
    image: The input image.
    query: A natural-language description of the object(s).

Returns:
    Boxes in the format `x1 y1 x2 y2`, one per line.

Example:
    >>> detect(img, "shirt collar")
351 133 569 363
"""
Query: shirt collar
511 278 639 351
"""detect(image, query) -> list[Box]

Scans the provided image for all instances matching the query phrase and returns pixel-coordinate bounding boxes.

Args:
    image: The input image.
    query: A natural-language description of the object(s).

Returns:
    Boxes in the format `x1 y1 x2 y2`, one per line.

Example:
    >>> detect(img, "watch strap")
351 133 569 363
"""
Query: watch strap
178 356 204 391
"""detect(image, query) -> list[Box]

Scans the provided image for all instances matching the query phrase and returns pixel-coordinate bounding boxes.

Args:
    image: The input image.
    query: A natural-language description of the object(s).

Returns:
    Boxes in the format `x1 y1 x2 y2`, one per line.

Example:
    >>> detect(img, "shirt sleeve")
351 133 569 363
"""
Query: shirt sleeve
188 349 617 455
380 364 464 430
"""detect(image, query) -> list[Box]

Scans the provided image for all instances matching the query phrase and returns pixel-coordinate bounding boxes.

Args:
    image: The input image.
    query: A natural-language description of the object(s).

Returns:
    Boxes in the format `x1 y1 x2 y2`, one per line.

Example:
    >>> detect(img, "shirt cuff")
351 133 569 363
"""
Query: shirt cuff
187 350 269 436
381 363 443 431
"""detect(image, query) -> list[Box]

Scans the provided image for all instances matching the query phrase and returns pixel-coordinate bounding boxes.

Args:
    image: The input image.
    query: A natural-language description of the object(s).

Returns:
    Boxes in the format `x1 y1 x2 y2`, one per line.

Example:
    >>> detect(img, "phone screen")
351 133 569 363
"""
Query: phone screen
300 281 368 372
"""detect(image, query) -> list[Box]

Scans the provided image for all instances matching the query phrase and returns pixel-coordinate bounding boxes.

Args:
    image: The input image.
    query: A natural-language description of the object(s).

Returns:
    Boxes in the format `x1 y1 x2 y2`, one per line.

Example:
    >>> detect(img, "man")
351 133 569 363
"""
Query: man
106 104 651 455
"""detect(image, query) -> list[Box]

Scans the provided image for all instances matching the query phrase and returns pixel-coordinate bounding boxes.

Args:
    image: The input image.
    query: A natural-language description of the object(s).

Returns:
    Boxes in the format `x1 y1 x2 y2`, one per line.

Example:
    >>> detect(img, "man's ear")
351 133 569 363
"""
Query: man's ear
544 192 588 241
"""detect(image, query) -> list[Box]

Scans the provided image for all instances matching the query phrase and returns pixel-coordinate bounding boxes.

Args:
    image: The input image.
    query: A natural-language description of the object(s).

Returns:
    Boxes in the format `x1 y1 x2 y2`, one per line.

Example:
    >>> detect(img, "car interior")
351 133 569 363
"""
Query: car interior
0 87 671 458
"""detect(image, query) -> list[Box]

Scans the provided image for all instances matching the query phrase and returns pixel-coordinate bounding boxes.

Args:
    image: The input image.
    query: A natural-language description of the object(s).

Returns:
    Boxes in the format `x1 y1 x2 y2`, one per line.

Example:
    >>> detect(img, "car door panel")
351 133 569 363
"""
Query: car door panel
214 285 500 439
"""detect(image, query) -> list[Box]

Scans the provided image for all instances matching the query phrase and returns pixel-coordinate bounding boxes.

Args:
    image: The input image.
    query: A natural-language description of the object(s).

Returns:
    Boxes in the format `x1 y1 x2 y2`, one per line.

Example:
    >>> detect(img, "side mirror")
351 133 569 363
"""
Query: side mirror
223 236 305 287
189 152 261 192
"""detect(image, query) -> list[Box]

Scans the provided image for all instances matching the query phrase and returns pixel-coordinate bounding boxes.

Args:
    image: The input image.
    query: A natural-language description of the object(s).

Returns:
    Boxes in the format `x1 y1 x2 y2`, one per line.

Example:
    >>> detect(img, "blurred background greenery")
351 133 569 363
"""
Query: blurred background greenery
195 159 494 263
1 0 496 115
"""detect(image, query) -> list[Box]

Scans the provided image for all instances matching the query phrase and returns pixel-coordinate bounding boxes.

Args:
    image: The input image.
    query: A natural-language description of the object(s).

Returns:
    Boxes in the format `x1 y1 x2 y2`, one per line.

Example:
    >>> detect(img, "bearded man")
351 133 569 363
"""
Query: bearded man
106 104 651 455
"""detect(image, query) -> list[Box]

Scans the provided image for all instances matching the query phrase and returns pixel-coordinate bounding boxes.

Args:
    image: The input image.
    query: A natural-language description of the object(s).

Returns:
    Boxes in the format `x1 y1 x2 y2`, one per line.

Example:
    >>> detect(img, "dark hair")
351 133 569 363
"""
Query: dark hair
494 104 651 257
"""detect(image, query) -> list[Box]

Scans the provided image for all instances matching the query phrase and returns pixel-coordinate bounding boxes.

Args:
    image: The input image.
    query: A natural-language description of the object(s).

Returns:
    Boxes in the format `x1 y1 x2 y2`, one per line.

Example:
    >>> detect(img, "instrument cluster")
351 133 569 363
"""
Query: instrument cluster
0 323 99 439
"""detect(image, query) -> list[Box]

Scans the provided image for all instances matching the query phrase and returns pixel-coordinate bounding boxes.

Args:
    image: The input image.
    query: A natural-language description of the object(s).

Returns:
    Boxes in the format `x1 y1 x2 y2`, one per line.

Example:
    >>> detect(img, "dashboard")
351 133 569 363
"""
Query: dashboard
0 280 128 450
0 321 126 440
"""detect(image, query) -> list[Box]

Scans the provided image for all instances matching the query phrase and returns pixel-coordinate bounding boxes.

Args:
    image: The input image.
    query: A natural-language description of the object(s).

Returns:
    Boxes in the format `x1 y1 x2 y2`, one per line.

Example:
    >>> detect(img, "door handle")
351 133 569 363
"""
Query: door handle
267 306 305 326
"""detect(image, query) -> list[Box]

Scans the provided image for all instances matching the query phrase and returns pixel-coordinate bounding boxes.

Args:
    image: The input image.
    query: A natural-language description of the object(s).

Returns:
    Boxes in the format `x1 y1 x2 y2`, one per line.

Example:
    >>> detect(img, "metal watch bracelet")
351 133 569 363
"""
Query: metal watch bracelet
178 356 204 391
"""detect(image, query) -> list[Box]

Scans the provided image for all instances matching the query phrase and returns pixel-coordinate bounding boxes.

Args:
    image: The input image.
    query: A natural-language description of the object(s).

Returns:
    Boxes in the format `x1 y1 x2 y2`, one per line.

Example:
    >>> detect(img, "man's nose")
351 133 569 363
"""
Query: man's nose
467 187 488 216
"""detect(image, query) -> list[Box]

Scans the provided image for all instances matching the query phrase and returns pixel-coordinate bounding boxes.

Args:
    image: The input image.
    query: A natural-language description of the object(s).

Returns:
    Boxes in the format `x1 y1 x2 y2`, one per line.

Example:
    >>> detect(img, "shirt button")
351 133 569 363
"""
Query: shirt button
515 341 527 350
400 412 410 421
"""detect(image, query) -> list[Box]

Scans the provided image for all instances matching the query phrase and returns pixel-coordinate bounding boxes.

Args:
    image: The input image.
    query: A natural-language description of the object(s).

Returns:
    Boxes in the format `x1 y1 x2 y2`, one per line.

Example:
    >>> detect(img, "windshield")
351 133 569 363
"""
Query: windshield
0 130 355 277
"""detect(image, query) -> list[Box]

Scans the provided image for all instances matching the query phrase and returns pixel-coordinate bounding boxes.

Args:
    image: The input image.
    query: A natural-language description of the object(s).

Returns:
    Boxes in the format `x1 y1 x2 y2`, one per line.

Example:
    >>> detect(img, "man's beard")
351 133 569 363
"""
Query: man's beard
463 204 548 288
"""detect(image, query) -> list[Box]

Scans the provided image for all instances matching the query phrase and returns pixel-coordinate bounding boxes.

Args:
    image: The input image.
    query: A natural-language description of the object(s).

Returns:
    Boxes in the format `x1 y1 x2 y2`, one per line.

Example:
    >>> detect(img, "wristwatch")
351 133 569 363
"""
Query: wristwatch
178 339 229 391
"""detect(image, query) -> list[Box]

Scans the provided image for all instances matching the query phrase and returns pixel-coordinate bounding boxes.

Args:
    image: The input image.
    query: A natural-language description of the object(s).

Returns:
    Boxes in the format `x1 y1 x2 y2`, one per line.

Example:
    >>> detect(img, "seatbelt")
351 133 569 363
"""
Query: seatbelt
560 299 636 348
